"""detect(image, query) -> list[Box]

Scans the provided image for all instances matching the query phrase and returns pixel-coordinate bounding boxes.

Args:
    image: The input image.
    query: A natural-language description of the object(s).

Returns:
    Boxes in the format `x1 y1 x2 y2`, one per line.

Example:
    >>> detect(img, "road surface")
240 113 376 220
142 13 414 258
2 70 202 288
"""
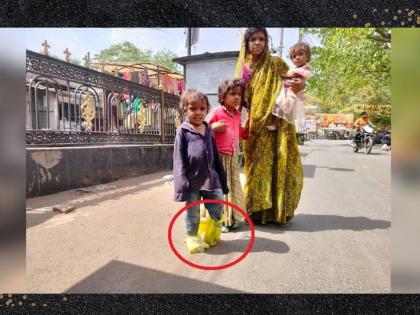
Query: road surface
26 140 390 293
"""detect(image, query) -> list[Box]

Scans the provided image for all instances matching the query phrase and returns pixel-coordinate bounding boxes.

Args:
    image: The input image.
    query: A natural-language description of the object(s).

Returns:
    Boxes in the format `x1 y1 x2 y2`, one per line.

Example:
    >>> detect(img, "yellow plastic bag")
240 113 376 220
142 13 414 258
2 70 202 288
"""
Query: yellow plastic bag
198 209 223 247
198 214 214 245
185 235 209 254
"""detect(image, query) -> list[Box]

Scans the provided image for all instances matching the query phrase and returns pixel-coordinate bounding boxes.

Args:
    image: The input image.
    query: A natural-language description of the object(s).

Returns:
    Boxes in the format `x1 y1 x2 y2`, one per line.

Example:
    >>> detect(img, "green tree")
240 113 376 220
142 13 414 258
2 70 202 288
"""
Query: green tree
95 41 153 63
305 28 391 115
94 41 180 72
153 49 179 72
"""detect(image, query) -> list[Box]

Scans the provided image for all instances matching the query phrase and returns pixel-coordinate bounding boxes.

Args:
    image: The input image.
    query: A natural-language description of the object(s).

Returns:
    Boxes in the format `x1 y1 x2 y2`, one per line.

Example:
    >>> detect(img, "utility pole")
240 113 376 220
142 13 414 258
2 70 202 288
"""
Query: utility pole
279 28 284 57
298 28 304 42
187 28 192 56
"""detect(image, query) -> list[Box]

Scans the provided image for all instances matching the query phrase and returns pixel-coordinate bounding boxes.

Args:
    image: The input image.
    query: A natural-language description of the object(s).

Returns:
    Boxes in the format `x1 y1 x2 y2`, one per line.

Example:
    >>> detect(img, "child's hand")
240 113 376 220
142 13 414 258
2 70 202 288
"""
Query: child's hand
211 121 227 133
243 117 250 130
290 78 305 93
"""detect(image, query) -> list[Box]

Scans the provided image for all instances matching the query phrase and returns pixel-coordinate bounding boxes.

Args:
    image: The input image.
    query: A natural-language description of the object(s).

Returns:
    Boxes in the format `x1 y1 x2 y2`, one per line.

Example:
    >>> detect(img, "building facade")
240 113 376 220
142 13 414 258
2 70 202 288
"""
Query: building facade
173 51 239 110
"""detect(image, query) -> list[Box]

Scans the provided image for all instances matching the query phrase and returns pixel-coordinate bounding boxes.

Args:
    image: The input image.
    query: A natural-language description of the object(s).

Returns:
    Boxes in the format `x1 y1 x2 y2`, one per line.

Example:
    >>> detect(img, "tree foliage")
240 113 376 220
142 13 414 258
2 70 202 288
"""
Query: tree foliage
152 49 179 72
71 58 81 66
94 41 180 72
305 28 391 115
42 51 82 66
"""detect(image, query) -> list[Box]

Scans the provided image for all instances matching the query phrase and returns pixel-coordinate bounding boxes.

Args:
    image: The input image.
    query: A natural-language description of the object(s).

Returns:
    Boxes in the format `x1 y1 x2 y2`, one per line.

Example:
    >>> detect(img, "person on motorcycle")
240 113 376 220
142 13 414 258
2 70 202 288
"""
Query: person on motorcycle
354 111 375 143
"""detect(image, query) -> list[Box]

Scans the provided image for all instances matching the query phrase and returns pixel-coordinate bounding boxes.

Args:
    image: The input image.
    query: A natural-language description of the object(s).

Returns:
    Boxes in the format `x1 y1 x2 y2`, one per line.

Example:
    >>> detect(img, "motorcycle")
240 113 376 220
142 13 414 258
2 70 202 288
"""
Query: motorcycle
353 124 375 154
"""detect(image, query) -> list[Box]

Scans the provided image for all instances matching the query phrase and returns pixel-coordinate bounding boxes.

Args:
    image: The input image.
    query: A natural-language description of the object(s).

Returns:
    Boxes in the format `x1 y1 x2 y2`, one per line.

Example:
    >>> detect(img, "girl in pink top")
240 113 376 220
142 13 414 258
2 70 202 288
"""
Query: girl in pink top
207 79 249 232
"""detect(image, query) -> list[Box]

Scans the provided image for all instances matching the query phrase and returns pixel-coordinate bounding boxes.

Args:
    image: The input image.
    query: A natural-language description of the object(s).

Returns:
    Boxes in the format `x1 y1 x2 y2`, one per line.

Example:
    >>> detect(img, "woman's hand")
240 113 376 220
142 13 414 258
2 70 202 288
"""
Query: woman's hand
290 78 305 93
211 121 227 133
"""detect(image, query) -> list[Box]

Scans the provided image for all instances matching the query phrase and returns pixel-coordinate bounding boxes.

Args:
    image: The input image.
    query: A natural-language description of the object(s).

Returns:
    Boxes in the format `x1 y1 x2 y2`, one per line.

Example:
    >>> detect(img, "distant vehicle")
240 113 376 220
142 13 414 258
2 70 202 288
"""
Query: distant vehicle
352 124 375 154
374 129 391 149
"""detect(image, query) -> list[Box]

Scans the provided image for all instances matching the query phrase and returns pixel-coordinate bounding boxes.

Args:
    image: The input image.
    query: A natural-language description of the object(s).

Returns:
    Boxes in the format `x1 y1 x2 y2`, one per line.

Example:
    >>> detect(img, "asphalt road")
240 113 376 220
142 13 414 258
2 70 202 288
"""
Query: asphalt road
26 140 390 293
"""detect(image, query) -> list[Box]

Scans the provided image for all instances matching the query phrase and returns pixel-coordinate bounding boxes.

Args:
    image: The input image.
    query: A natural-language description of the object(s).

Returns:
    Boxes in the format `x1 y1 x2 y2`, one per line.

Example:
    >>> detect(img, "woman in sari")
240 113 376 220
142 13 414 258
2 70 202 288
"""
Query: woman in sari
236 28 304 225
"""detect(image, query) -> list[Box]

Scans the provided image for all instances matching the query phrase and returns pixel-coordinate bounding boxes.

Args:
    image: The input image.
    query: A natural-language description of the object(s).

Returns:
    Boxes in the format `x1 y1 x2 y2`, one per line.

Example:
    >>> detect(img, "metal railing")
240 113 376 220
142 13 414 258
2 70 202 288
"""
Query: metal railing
26 50 182 146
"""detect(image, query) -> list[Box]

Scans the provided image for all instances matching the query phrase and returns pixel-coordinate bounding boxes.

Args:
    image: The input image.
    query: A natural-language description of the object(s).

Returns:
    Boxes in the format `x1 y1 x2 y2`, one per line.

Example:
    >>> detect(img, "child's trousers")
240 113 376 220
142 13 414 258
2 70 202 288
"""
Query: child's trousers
185 189 223 236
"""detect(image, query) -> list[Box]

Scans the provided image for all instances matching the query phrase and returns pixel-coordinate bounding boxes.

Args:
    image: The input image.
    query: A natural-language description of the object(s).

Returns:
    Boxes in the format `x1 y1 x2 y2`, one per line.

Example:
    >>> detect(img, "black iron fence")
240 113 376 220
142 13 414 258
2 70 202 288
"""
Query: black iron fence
26 50 183 146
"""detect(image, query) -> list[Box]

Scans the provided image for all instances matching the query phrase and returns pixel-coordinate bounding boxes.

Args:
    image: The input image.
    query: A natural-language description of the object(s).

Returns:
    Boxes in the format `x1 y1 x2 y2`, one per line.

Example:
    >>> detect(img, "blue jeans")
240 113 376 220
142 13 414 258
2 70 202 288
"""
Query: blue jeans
185 189 224 236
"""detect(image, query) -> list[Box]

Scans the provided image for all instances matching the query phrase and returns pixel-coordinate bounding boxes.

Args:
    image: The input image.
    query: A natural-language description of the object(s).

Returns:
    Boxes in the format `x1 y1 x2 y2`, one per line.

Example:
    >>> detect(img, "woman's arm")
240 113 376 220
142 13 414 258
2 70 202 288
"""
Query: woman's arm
273 55 290 77
273 56 305 93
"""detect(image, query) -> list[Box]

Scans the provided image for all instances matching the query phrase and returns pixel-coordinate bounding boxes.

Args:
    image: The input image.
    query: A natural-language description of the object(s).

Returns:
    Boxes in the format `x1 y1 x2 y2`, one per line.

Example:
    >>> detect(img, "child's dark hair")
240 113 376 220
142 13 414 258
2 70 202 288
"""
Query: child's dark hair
244 28 269 55
180 89 210 112
217 79 244 106
289 42 311 62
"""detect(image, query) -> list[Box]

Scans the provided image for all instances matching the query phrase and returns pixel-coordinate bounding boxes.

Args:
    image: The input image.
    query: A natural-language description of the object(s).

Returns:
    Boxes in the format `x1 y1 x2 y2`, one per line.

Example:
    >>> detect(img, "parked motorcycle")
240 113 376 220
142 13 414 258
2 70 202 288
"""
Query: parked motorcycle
353 124 375 154
374 129 391 149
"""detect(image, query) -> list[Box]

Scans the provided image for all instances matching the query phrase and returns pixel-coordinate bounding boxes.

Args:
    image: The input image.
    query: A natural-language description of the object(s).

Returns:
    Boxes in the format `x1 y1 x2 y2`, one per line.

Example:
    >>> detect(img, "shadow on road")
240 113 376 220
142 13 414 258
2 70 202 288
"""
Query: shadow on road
66 260 244 293
252 214 390 233
303 165 355 178
303 164 316 178
365 152 387 155
205 236 289 256
352 150 390 156
327 167 355 172
26 211 59 229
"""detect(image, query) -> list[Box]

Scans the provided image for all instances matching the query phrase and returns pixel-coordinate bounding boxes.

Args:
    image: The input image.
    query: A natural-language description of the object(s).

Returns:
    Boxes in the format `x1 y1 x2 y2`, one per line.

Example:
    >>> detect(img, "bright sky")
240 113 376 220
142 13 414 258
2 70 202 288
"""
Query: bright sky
2 28 320 68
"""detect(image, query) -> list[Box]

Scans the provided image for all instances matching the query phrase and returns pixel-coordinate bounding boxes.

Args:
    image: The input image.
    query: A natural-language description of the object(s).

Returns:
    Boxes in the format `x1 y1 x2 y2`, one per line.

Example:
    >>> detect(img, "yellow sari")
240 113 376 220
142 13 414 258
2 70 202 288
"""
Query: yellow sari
235 36 303 225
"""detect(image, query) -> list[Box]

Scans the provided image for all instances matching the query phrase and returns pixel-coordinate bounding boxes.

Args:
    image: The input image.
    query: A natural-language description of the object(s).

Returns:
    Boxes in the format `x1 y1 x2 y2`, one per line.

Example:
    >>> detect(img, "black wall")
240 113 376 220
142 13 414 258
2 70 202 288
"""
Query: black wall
26 145 174 198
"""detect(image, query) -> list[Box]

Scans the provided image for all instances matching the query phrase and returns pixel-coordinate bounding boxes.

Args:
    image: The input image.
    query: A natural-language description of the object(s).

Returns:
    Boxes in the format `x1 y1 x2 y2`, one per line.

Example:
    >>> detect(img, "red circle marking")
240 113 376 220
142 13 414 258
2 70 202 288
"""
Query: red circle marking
167 199 255 270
